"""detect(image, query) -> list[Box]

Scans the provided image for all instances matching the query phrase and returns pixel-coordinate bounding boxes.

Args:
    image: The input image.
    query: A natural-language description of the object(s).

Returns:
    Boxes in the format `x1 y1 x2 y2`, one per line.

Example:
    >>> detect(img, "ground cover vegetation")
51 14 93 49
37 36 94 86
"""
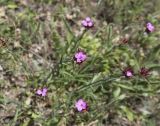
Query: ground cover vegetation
0 0 160 126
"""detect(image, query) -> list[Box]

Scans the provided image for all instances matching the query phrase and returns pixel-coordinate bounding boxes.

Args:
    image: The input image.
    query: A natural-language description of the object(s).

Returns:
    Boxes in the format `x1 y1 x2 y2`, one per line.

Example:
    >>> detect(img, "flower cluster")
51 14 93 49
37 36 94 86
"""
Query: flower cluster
146 22 155 33
81 17 94 28
36 88 47 96
74 50 87 64
139 67 150 77
123 68 134 78
75 99 87 112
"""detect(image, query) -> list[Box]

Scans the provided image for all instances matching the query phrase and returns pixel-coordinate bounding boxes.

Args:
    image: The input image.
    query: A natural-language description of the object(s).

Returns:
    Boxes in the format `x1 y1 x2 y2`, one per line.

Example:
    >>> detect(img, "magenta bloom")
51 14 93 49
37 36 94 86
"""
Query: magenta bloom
74 51 87 64
36 88 47 96
81 17 94 28
146 22 154 33
75 99 87 112
123 68 134 78
140 67 150 77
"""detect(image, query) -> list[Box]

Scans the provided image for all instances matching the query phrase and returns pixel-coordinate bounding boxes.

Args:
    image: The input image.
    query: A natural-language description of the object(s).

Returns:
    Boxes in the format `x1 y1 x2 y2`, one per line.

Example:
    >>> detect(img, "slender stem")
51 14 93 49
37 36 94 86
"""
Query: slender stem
70 29 87 53
77 76 121 92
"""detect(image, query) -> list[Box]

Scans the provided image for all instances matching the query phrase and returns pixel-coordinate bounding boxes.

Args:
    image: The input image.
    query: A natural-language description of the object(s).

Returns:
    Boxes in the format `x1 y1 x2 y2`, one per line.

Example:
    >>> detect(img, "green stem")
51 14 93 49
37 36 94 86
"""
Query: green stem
70 29 87 53
77 76 120 92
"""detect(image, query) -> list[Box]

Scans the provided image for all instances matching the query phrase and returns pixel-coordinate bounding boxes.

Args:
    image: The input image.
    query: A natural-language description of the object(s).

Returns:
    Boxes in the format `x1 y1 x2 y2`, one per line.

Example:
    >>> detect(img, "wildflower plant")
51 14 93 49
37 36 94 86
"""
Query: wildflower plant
1 1 160 126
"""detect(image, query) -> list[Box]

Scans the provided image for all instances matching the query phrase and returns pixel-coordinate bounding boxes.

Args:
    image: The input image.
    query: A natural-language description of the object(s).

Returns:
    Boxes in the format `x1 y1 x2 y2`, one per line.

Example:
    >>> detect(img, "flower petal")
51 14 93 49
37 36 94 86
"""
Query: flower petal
86 17 91 22
36 89 42 95
88 21 93 27
82 20 87 27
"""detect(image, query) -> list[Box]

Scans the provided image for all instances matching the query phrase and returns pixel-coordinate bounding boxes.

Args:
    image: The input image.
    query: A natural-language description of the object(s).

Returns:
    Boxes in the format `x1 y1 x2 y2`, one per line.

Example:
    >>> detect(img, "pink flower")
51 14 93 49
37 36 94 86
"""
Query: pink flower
74 50 87 64
146 22 154 33
75 99 87 112
123 68 134 78
139 67 150 77
81 17 94 28
36 88 47 96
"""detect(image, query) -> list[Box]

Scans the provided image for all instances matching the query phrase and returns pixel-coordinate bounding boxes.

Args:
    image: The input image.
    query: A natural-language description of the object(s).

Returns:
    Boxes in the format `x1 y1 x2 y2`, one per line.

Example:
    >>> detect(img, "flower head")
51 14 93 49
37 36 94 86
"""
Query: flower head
123 68 134 78
121 38 128 44
139 67 150 77
146 22 154 33
74 50 87 64
75 99 87 112
36 88 47 96
81 17 94 28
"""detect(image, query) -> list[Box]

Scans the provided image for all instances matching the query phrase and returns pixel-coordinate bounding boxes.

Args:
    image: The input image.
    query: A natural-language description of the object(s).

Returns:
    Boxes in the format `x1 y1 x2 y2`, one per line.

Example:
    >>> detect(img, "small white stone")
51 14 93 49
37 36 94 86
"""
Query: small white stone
0 65 3 71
